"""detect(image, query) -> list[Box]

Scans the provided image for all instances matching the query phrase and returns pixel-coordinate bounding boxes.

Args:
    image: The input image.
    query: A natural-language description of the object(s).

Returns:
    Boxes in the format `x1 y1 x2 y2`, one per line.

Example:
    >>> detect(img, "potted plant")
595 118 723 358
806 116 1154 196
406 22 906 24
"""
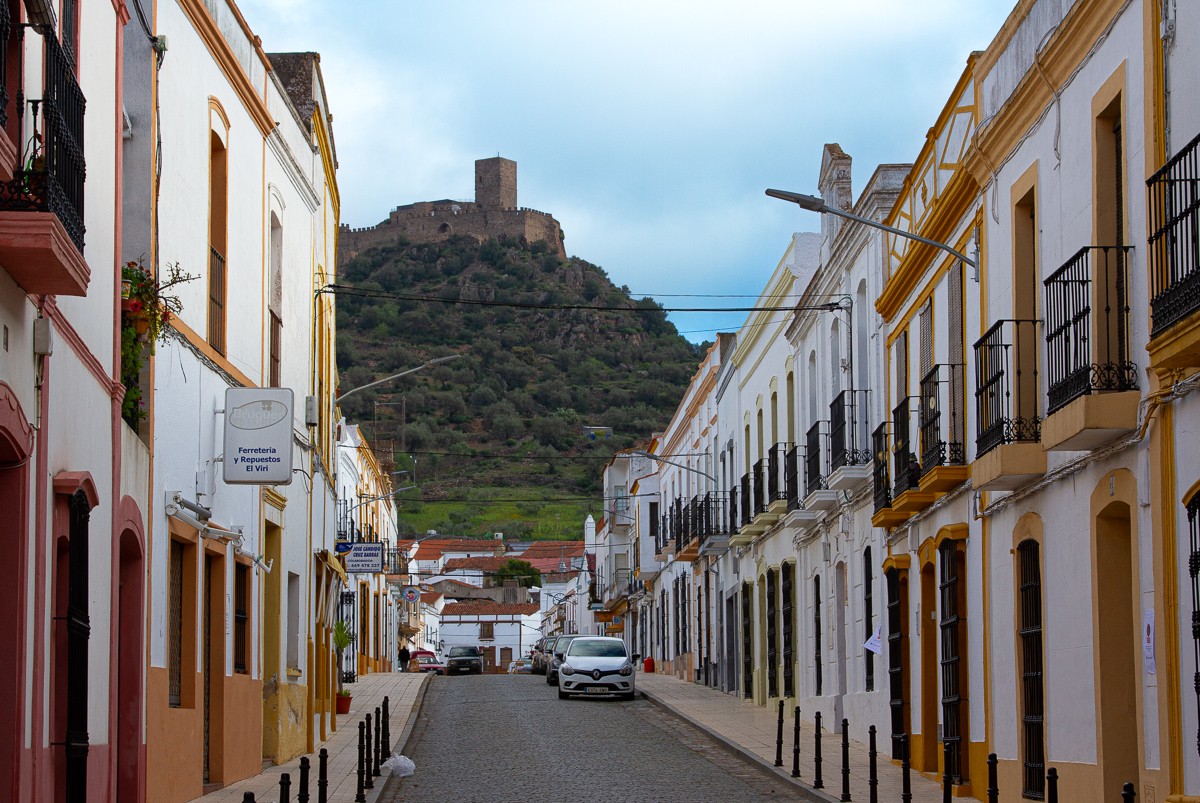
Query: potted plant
332 619 354 714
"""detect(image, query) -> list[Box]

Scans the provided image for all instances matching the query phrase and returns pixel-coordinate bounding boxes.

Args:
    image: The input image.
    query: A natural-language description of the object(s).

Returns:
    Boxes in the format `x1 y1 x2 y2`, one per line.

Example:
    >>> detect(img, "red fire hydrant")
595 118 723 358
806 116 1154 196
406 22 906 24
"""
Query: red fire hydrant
643 656 655 673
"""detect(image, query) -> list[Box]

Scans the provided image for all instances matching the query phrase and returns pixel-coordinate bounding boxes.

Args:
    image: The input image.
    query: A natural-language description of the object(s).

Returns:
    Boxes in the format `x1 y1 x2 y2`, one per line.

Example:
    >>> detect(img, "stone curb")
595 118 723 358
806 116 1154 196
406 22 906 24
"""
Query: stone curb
369 672 433 801
636 686 840 803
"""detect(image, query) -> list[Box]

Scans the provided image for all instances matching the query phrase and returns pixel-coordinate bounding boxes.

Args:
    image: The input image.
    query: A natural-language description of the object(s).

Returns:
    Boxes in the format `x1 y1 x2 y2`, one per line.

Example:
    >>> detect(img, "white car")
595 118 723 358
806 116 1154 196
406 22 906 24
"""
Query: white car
556 636 637 700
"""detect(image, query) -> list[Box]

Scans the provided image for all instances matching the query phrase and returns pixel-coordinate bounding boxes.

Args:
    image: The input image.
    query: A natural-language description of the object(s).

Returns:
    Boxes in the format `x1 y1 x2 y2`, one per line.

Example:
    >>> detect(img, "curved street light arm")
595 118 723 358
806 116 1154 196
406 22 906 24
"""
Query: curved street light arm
337 354 463 404
630 450 718 485
765 188 976 268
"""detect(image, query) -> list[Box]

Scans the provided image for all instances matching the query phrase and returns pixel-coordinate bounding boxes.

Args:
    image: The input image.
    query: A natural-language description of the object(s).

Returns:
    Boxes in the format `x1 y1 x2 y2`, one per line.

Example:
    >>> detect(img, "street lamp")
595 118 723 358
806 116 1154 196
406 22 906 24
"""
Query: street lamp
765 188 976 269
337 354 462 405
629 449 718 485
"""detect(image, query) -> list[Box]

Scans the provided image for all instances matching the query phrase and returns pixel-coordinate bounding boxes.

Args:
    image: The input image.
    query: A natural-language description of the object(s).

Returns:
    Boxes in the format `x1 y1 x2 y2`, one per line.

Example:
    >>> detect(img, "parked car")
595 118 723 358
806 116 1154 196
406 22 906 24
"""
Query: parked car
445 645 484 675
556 636 637 700
508 658 532 674
412 650 444 675
545 634 583 686
531 637 552 675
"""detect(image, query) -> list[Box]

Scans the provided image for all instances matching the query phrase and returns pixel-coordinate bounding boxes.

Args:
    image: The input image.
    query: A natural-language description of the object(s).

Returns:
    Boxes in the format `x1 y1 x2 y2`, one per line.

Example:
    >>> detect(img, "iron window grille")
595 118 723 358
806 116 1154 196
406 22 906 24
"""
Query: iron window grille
782 563 795 698
1018 540 1046 799
234 564 249 674
939 540 968 784
886 567 908 757
1043 246 1137 413
1147 129 1200 335
168 540 184 708
892 398 920 496
208 246 226 355
864 548 875 693
65 489 91 797
919 365 966 474
742 582 754 699
1187 497 1200 761
814 575 823 696
974 319 1042 456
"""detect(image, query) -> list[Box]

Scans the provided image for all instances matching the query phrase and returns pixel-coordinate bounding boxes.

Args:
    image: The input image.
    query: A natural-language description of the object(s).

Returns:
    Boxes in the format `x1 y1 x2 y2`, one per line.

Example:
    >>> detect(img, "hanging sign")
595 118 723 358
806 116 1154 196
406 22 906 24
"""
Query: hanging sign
402 586 420 603
223 388 294 485
345 542 384 574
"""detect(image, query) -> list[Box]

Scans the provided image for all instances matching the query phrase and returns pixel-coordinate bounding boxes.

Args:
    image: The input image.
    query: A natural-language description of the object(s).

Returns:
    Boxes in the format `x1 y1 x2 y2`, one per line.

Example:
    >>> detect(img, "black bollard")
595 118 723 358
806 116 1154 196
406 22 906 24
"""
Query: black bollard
373 706 382 777
355 721 367 803
900 734 912 803
383 695 392 756
242 794 256 803
791 705 801 779
840 718 851 802
775 700 785 767
868 725 878 803
1047 767 1058 803
279 772 291 803
987 753 998 803
943 741 953 803
318 747 329 803
813 710 824 789
298 756 310 803
364 713 374 790
1121 782 1136 802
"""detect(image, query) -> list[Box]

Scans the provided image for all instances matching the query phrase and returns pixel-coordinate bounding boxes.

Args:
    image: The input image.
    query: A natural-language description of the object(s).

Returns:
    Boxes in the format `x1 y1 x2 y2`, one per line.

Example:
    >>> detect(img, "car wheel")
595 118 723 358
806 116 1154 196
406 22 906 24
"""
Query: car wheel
557 687 569 700
545 674 554 685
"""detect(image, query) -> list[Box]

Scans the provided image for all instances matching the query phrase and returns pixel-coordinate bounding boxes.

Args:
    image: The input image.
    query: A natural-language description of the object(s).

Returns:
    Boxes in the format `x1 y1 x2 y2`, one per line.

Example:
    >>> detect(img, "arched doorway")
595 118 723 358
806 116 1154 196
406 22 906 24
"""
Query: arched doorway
115 511 145 803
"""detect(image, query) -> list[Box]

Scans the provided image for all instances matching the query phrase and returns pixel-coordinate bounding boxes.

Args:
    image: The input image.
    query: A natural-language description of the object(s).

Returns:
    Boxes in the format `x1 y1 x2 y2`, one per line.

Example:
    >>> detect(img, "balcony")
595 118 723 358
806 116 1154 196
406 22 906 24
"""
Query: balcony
803 421 839 511
731 473 761 545
696 493 732 556
1041 245 1140 450
677 496 701 562
0 25 89 297
765 442 791 514
918 364 969 494
827 389 872 491
871 422 907 528
1148 130 1200 368
656 510 675 557
383 548 408 576
973 319 1046 490
890 398 938 514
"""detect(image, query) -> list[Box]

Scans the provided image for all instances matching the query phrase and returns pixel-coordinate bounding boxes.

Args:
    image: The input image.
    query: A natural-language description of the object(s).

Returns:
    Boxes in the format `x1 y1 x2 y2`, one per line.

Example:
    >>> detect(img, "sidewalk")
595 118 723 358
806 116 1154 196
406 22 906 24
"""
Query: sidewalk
195 671 430 803
636 672 944 802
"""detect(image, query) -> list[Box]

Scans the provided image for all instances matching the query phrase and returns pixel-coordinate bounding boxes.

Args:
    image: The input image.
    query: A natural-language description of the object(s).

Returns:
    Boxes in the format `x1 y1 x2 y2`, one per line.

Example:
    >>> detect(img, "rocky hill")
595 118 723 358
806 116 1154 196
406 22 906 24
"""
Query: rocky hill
335 234 706 539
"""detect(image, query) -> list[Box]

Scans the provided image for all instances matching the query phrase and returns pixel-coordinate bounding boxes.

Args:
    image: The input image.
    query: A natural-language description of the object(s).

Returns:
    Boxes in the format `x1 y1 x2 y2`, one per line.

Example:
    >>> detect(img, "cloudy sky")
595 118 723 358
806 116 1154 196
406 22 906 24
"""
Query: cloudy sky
239 1 1015 343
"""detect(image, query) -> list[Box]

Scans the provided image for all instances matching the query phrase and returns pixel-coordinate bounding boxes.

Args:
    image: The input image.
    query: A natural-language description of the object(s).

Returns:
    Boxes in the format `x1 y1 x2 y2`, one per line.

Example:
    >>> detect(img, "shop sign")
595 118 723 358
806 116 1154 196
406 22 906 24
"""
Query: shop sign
345 542 383 574
223 388 294 485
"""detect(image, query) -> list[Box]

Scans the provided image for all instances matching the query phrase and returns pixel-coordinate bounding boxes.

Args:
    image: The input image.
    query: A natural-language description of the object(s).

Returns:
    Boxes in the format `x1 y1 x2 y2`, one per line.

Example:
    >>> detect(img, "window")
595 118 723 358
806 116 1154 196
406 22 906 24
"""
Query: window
1188 498 1200 763
1018 541 1045 799
233 563 248 674
741 582 753 698
169 540 184 707
885 566 909 757
269 312 282 387
208 130 228 354
864 548 875 692
782 563 794 698
766 569 777 698
939 540 968 783
287 572 300 670
479 621 494 641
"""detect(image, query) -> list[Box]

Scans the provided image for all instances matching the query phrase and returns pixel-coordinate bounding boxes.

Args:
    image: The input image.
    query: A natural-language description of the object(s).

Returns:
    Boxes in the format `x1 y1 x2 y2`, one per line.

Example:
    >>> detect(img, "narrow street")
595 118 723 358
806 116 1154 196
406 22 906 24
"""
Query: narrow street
385 675 795 802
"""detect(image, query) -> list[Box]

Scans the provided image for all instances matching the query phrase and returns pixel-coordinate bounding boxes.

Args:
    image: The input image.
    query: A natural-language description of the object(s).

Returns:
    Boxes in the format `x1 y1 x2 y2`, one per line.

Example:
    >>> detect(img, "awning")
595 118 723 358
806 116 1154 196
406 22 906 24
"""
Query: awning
320 549 348 587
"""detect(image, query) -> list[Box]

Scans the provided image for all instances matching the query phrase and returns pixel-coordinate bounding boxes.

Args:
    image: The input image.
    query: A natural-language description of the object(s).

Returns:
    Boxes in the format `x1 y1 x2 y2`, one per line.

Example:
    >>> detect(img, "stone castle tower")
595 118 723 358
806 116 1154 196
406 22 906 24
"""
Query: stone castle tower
338 157 565 263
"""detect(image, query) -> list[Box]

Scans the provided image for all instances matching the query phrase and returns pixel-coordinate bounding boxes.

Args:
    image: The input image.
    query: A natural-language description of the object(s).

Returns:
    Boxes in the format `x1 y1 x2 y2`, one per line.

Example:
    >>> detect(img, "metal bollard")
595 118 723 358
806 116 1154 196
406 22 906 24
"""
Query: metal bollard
242 794 256 803
383 695 392 756
987 753 998 803
373 706 382 776
813 710 824 789
840 718 851 802
900 733 912 803
319 744 328 801
318 747 329 803
1047 767 1058 803
279 772 291 803
298 756 310 803
1121 782 1136 802
943 741 953 803
355 721 367 802
775 700 785 767
791 705 801 778
364 714 374 790
868 725 878 803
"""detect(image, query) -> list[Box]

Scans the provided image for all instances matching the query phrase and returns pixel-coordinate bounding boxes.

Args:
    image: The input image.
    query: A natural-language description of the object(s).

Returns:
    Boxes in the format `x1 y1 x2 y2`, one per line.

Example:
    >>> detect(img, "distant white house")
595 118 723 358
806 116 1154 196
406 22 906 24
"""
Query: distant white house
441 601 541 671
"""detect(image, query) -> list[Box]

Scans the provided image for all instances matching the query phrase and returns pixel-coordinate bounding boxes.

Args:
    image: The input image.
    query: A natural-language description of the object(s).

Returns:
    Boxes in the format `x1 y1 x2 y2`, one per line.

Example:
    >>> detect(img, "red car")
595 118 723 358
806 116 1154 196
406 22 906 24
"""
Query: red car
411 649 445 675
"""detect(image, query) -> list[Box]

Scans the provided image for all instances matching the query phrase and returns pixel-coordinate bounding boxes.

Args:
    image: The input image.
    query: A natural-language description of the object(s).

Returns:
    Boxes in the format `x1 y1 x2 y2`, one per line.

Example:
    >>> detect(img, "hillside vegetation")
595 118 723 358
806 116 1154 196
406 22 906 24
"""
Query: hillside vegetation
335 234 706 539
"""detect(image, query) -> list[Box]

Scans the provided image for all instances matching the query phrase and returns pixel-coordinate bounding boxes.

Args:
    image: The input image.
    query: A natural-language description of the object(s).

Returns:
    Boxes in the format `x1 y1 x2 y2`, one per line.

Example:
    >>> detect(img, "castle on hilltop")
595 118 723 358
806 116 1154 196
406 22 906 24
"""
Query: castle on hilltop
338 157 566 263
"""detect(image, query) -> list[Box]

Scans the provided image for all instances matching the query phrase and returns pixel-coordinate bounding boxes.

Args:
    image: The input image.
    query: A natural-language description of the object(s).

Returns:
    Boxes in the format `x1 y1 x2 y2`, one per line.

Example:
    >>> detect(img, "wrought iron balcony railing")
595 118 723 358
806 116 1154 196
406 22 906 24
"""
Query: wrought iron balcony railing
383 548 408 575
1148 129 1200 336
752 459 767 516
804 421 827 497
830 389 872 471
919 365 966 474
739 474 752 527
0 26 87 251
785 444 801 509
766 442 791 505
727 485 740 533
974 319 1042 456
1044 245 1137 414
872 423 892 513
892 398 920 496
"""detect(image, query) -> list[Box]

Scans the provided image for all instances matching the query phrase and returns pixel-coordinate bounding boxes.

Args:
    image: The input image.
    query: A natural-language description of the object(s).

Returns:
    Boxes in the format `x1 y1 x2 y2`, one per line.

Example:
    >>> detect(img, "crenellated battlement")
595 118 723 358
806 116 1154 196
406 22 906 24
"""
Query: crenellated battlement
338 158 566 264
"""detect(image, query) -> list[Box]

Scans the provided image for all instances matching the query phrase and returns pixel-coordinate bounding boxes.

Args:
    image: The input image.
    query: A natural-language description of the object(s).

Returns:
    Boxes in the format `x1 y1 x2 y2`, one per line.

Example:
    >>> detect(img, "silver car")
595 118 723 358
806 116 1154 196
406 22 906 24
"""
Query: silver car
556 636 637 700
545 634 582 686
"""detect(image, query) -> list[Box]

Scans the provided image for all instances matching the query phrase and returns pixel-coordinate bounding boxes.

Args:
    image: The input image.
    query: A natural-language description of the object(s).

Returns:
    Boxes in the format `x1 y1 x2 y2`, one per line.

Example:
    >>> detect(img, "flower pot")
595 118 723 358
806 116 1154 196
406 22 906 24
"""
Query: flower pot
336 694 352 715
121 278 133 299
131 316 150 335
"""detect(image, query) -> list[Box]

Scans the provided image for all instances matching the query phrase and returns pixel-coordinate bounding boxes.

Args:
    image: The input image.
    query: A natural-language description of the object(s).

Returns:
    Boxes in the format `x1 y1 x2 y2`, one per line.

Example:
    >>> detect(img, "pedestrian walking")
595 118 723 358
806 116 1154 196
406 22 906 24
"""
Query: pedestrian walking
398 644 411 673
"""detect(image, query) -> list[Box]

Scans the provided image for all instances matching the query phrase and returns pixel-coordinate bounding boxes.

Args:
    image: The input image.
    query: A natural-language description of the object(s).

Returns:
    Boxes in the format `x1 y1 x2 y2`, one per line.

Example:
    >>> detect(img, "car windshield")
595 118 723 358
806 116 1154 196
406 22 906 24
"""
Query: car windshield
568 640 627 658
418 656 439 664
448 647 479 657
